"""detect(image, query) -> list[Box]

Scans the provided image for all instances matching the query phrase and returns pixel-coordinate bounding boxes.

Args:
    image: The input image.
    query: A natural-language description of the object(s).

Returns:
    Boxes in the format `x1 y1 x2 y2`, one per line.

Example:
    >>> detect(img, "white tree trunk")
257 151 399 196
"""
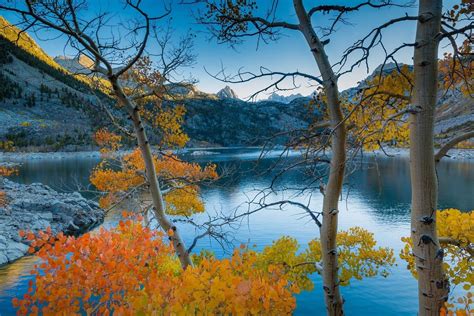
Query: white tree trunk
294 1 346 314
410 0 448 314
110 78 192 269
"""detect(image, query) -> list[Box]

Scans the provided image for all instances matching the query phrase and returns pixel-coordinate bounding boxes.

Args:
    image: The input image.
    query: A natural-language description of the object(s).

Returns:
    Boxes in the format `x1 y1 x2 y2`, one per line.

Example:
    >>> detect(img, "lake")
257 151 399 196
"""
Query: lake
0 148 473 315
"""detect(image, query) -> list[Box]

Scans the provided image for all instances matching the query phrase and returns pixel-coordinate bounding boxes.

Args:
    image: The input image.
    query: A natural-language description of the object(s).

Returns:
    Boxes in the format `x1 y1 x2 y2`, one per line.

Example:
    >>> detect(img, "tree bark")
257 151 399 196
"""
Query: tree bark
110 77 193 269
294 1 346 314
410 0 448 314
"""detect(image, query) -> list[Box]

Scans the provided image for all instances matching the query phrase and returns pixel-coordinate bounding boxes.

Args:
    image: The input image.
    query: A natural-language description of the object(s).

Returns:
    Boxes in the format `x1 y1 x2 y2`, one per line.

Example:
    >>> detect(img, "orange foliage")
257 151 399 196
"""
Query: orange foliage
0 165 18 207
13 219 297 315
439 42 473 96
441 292 473 316
0 166 18 177
0 191 7 207
154 152 218 182
93 128 122 154
90 149 217 212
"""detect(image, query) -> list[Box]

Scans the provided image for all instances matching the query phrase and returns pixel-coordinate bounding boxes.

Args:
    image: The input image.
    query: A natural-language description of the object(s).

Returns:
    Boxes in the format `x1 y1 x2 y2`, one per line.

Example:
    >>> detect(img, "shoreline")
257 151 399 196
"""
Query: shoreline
368 147 474 161
0 147 473 162
0 146 263 161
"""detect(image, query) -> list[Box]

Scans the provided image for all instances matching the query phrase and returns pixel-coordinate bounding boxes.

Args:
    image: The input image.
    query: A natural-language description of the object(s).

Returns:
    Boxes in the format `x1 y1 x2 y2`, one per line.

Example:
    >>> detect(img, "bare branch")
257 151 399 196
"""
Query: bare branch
435 131 474 163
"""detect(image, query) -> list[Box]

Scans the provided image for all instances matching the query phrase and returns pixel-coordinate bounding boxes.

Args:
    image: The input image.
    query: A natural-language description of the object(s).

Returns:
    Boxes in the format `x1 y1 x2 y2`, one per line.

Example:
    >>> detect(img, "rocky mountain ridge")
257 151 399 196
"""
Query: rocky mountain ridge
54 55 241 101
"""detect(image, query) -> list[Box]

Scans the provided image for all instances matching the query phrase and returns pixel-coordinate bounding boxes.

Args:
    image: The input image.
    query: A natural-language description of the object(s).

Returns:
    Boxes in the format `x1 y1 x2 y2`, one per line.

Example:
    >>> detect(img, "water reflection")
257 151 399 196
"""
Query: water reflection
0 149 472 315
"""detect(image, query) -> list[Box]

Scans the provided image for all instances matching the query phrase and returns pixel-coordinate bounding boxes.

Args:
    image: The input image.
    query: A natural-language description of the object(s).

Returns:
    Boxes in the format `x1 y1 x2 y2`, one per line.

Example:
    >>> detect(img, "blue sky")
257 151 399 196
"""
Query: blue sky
1 0 459 99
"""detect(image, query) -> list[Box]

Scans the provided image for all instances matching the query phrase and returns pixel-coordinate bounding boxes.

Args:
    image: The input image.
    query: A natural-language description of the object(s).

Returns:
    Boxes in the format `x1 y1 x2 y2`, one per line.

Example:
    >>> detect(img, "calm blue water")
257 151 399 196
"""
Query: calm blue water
0 148 473 315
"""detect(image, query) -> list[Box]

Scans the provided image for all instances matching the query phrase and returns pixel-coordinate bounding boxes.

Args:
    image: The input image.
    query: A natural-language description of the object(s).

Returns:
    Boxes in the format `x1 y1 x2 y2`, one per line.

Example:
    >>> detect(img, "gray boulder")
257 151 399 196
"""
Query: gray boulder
0 179 104 265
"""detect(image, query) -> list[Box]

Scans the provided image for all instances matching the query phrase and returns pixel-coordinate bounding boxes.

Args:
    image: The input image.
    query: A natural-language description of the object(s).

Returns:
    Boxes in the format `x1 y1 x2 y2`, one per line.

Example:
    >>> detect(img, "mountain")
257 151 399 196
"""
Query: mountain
0 17 317 150
165 83 217 100
54 55 95 75
0 17 471 150
216 86 239 99
266 92 306 104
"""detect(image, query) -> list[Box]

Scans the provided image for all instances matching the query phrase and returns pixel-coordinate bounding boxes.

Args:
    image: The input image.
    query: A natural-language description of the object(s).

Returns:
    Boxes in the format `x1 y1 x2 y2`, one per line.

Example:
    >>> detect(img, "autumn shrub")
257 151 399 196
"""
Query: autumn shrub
14 220 396 315
90 148 217 213
94 128 122 153
14 219 298 315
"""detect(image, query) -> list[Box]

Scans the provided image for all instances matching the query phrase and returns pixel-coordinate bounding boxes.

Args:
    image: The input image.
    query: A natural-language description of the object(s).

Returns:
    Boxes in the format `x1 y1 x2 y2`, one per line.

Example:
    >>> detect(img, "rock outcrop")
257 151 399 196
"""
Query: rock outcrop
54 54 95 74
0 179 104 265
216 86 239 99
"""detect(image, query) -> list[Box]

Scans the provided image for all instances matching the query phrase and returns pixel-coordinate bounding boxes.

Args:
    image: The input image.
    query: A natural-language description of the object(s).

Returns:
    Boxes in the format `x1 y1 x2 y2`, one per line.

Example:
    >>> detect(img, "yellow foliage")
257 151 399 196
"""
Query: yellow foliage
252 228 395 290
400 209 473 291
307 227 395 285
0 166 18 177
438 209 474 249
0 166 17 207
91 167 143 193
345 65 412 151
13 220 396 314
154 105 189 148
0 140 15 152
255 236 316 292
154 152 218 182
0 191 7 207
137 104 189 149
164 186 205 216
345 51 472 151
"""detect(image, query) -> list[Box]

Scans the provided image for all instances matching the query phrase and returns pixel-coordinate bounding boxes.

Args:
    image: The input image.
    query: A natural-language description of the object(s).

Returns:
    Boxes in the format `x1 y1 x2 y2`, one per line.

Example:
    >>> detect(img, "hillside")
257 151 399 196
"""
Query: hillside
0 16 63 72
0 17 471 151
0 18 115 150
179 97 316 146
0 17 318 150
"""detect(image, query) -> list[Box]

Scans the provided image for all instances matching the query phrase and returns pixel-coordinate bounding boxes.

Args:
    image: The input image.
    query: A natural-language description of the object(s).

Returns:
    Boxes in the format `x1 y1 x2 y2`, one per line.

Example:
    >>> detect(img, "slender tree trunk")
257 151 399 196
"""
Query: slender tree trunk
294 1 346 314
110 77 192 269
410 0 448 314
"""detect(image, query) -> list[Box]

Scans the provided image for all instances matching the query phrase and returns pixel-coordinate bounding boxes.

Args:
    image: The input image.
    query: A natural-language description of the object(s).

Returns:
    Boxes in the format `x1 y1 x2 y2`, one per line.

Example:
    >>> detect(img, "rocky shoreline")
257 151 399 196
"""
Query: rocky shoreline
0 179 104 265
369 147 474 161
0 151 102 161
